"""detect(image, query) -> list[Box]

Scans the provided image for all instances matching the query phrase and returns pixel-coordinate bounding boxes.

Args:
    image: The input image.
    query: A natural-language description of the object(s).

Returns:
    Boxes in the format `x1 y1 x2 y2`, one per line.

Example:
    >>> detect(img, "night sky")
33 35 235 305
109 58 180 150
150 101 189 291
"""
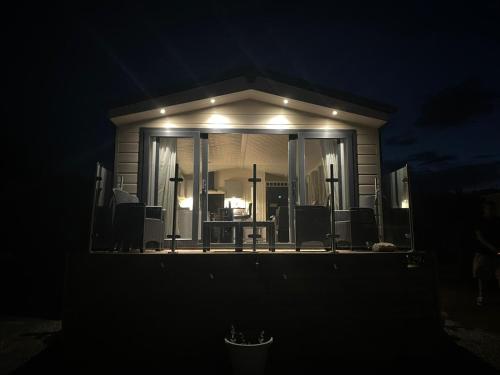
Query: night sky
6 1 500 192
2 0 500 319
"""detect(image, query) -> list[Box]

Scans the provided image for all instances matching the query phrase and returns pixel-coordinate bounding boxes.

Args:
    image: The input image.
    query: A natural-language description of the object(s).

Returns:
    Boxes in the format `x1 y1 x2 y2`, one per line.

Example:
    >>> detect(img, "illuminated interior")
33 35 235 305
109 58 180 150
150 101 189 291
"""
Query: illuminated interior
146 132 356 246
207 133 289 243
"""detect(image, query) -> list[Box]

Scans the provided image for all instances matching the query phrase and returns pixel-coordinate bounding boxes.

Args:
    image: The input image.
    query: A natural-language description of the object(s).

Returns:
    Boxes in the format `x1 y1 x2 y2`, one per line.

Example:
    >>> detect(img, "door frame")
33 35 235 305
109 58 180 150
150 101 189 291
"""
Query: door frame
297 130 358 208
138 127 357 248
138 128 201 245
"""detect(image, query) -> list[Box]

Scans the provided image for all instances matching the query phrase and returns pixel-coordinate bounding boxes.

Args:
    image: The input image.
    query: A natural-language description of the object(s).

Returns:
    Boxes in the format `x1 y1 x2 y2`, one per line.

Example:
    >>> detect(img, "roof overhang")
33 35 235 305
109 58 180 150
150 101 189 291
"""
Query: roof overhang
109 76 395 128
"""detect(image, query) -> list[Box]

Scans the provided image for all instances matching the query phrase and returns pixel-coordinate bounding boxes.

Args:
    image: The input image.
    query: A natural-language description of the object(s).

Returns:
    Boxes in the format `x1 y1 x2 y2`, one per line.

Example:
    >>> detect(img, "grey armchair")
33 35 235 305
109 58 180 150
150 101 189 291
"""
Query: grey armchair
111 189 165 251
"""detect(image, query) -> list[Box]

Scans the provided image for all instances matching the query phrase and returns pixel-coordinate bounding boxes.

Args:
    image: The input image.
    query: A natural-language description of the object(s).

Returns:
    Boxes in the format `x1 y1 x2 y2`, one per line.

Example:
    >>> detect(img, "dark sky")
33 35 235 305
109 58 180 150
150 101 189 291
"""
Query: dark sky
4 1 499 316
6 1 500 191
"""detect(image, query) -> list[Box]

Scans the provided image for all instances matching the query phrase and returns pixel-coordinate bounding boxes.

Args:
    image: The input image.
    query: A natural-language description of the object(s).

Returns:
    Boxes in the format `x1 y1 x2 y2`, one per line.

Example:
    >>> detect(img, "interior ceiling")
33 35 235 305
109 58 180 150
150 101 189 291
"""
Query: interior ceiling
209 134 288 176
175 134 289 176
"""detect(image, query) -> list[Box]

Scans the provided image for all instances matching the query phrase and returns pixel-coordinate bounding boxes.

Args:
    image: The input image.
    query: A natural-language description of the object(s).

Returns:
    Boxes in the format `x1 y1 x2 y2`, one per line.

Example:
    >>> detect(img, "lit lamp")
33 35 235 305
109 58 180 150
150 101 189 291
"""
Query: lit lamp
401 199 409 209
224 180 245 208
179 197 193 210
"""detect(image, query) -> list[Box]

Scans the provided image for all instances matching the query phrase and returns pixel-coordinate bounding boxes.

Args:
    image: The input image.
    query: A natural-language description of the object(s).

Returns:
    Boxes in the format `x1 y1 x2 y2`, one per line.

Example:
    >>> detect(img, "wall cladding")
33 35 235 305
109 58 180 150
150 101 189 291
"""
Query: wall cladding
114 101 381 210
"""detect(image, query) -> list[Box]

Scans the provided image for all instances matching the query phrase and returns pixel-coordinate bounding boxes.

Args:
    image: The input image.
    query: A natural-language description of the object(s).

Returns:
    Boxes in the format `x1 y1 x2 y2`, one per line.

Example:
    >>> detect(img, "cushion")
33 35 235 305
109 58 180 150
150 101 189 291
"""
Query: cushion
372 242 397 252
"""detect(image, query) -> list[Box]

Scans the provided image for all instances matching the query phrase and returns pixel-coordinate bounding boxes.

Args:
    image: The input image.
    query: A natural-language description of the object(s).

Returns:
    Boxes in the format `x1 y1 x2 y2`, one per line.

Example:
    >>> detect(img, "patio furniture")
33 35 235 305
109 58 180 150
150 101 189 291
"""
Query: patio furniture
202 221 275 252
334 210 351 249
383 208 411 249
295 206 330 251
219 208 235 243
275 206 289 243
144 206 166 249
112 189 165 252
349 207 379 249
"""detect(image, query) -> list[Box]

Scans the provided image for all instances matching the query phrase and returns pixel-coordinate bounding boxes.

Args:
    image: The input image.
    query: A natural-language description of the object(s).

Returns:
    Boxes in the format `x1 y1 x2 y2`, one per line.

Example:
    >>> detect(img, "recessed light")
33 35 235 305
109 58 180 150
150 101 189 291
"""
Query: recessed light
283 99 289 104
210 98 216 104
332 110 338 116
160 108 166 115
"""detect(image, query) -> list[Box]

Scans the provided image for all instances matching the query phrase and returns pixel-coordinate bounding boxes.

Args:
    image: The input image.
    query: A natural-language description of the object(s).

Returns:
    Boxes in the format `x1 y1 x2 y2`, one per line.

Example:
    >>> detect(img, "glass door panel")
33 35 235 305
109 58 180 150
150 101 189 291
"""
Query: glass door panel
303 138 344 209
297 132 352 250
382 164 413 250
204 133 290 248
145 131 200 245
288 135 298 245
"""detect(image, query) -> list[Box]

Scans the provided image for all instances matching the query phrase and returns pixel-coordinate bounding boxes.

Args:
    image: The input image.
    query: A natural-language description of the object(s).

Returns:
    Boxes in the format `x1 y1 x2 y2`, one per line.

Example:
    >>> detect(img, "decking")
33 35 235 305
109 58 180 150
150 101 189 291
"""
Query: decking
92 248 399 253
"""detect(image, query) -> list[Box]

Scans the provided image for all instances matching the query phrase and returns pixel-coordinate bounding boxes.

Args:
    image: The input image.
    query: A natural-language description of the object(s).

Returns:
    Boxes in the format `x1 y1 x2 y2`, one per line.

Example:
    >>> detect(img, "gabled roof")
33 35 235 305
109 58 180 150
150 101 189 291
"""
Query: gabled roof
109 69 396 127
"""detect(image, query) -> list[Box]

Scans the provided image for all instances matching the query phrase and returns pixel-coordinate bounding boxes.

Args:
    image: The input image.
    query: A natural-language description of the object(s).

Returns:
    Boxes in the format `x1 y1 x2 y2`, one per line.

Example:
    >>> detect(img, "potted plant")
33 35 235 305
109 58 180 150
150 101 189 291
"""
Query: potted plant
225 325 273 375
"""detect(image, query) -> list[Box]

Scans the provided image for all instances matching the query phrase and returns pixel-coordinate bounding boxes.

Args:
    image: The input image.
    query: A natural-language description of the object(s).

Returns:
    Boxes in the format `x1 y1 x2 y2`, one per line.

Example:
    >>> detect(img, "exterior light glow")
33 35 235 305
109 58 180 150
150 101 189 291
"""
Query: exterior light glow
266 115 290 129
210 98 216 104
283 99 289 104
207 114 230 128
332 110 338 115
160 108 166 114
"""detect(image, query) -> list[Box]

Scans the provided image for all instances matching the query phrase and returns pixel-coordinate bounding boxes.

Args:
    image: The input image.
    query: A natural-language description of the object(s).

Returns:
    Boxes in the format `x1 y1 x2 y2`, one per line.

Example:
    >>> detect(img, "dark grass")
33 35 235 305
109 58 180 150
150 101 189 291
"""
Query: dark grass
13 331 498 374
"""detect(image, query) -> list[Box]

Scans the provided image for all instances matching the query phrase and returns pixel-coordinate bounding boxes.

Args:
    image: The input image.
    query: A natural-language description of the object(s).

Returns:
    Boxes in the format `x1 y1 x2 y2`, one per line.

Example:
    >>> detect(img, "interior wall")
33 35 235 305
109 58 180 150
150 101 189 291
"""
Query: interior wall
265 173 287 182
212 168 266 220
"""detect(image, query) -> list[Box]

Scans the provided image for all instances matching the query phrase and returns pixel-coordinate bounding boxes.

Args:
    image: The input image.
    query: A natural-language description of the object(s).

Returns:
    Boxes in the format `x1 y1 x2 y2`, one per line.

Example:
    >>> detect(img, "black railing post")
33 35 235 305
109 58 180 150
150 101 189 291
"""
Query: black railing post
89 162 102 252
326 163 338 252
248 164 262 252
167 163 183 252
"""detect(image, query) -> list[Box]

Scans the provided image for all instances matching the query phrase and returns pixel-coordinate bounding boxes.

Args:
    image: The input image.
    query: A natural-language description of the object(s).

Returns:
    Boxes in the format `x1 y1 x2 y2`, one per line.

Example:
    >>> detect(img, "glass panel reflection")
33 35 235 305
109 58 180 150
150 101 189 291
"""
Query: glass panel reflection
382 165 412 250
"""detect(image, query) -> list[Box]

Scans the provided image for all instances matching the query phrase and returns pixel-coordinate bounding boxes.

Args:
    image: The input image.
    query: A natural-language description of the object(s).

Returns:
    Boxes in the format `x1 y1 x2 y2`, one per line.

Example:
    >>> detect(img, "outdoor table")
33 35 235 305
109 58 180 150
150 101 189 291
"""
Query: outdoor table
202 221 275 252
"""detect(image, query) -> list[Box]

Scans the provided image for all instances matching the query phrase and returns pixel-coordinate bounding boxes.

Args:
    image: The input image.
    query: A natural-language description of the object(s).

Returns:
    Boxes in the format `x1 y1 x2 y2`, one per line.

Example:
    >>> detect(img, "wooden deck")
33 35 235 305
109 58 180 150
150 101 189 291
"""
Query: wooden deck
91 247 408 254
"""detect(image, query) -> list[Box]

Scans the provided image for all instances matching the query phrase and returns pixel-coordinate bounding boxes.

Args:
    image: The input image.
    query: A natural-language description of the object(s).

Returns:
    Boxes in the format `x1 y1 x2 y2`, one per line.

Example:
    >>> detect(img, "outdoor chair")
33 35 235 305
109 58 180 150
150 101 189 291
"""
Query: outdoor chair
275 206 289 243
111 188 165 251
334 210 351 249
295 205 331 251
349 207 379 249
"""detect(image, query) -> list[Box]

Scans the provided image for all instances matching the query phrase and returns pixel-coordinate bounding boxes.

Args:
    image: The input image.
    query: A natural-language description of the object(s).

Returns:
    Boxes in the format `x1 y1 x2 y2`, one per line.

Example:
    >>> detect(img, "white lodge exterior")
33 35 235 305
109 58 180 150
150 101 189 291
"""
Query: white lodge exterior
67 74 438 371
106 73 400 251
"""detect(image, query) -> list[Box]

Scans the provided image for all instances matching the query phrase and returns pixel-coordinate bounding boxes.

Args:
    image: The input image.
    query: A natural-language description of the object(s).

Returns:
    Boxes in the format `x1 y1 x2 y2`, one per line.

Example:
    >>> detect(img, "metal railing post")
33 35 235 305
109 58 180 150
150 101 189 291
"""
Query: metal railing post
326 163 338 252
167 163 183 252
89 162 102 252
248 164 261 252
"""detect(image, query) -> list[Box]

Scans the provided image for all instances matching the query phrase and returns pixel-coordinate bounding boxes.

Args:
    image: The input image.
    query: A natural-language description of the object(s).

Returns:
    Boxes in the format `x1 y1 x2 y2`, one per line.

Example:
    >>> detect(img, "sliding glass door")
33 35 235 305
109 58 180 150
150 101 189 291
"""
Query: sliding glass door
201 132 293 248
297 131 356 209
139 129 356 250
140 130 200 246
288 134 298 244
296 131 357 249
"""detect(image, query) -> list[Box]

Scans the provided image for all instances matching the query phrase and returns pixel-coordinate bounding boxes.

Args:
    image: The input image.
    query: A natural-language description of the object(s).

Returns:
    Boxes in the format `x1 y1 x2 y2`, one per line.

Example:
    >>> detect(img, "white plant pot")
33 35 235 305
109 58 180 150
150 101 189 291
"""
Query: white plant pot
225 337 273 375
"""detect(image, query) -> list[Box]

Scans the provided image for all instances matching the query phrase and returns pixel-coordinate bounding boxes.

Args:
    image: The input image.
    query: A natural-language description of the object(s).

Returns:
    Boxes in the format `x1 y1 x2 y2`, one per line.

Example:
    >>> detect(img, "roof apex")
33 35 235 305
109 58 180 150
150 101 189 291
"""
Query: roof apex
109 70 396 127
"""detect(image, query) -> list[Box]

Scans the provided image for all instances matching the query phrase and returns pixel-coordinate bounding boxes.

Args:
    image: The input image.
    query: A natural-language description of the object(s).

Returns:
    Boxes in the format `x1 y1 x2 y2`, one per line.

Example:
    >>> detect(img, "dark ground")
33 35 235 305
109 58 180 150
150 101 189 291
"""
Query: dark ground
9 329 499 374
3 190 499 373
8 265 500 375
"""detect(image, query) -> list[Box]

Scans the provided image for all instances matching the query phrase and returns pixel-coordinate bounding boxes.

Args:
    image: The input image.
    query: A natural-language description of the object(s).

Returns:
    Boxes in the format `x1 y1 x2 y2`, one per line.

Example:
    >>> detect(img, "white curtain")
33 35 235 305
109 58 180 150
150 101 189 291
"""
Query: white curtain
158 138 177 236
308 169 322 205
320 139 340 209
256 170 266 221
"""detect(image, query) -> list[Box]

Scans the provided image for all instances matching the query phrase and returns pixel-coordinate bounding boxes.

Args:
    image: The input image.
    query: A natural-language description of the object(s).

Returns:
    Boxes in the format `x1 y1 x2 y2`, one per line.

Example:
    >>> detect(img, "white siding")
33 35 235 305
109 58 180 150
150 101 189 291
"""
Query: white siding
355 128 380 210
117 153 139 163
115 126 142 192
114 99 381 208
118 143 139 153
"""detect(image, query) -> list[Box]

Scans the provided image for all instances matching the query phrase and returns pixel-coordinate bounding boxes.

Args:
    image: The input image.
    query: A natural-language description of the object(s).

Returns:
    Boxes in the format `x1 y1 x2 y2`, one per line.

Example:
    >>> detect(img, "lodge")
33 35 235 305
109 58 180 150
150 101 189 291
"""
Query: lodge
64 73 438 371
90 72 412 252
